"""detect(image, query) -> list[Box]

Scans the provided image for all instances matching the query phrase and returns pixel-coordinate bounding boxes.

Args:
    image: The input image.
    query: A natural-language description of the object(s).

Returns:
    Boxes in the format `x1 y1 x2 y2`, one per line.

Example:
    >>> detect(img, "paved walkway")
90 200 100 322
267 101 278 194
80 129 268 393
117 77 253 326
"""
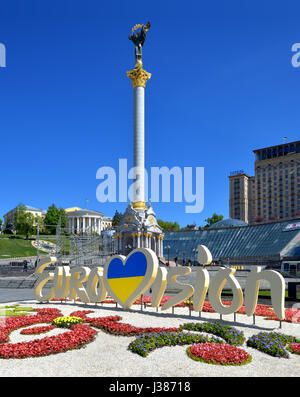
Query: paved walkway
0 289 49 303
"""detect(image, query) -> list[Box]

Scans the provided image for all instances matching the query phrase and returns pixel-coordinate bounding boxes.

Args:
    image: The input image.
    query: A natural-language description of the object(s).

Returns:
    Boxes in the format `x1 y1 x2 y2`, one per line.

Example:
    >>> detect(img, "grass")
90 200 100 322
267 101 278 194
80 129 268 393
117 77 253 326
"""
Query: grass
0 236 48 258
0 305 34 316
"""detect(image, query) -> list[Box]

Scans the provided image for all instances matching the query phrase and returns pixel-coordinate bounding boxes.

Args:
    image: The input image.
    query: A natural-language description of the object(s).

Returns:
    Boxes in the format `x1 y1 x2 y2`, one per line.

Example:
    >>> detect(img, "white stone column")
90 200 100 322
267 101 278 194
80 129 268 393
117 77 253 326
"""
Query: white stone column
137 233 141 248
83 217 86 233
133 86 145 204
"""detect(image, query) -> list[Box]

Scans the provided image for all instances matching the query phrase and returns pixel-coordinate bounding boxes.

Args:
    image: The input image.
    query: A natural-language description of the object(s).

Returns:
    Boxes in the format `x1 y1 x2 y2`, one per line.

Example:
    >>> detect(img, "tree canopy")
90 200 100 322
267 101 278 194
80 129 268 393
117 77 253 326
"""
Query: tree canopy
112 210 122 228
204 213 224 227
14 204 34 238
157 219 180 231
43 204 67 234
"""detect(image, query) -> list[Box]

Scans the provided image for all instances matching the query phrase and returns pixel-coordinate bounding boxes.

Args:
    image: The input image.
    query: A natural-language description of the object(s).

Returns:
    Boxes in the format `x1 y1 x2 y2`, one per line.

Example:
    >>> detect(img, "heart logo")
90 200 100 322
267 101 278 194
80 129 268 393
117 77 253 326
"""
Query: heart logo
103 248 158 309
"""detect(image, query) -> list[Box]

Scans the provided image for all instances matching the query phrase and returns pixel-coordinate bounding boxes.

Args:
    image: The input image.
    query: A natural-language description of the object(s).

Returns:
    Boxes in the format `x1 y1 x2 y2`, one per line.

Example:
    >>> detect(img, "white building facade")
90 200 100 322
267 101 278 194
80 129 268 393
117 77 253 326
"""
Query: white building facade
65 208 104 234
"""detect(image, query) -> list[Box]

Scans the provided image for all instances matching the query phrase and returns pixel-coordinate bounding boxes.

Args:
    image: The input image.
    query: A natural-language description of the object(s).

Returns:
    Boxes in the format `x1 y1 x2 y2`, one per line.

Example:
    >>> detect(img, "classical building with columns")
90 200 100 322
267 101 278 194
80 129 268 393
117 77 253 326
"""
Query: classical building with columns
114 22 164 258
65 207 104 234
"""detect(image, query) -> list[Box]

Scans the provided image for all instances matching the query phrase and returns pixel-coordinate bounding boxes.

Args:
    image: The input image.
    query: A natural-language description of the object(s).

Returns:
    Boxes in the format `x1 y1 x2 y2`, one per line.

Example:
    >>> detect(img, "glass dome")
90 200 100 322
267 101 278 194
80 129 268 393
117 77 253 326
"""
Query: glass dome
209 218 248 229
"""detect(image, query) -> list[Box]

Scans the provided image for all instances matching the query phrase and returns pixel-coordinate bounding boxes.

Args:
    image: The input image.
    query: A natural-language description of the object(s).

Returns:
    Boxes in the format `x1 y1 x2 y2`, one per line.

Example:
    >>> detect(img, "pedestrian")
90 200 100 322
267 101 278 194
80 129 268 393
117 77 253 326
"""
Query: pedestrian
174 256 178 267
23 260 28 272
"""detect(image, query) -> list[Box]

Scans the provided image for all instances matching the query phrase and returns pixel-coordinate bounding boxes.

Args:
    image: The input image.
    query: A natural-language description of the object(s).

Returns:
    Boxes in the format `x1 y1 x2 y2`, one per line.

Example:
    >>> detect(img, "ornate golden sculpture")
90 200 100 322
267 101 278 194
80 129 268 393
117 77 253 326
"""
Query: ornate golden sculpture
132 200 147 210
127 67 151 88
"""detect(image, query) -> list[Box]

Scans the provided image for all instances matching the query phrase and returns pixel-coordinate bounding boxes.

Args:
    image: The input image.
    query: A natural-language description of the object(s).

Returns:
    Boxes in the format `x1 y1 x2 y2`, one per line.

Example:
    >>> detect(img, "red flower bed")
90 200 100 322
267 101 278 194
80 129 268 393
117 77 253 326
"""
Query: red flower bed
20 325 56 335
0 324 96 359
0 308 99 358
0 308 61 344
265 308 300 323
69 310 95 319
187 343 251 365
85 315 179 336
49 295 300 323
288 344 300 355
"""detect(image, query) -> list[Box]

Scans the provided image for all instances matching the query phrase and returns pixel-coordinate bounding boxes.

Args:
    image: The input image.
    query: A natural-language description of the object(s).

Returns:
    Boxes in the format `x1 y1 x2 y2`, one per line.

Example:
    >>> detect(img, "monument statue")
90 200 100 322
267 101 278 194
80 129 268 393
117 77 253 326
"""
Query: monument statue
129 21 151 67
121 21 163 259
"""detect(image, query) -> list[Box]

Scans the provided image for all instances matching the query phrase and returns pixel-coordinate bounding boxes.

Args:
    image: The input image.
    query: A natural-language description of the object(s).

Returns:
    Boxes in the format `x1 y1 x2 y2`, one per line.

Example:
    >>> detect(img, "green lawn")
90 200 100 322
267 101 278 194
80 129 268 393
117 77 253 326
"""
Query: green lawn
0 236 48 258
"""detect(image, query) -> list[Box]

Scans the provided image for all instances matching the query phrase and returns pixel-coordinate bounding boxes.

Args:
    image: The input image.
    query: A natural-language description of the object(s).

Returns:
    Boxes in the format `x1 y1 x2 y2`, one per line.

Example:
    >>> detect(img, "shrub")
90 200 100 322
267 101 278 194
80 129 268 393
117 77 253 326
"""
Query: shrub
180 321 245 345
246 331 300 358
128 331 223 357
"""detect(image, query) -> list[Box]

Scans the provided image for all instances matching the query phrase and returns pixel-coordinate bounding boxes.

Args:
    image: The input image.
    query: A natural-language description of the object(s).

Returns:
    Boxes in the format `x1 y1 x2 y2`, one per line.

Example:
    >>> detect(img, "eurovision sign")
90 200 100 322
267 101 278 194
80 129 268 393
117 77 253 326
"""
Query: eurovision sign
35 246 286 320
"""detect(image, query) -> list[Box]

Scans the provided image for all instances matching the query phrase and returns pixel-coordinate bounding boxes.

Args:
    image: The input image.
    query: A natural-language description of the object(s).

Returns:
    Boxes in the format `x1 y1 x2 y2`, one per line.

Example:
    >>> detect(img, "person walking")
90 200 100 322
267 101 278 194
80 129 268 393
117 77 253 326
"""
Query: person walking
23 259 28 272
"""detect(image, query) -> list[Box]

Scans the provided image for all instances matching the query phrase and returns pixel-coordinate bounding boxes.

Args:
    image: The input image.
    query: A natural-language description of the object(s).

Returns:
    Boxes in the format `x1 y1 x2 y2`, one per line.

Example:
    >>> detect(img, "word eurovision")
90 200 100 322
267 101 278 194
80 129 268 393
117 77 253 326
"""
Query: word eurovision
35 247 285 319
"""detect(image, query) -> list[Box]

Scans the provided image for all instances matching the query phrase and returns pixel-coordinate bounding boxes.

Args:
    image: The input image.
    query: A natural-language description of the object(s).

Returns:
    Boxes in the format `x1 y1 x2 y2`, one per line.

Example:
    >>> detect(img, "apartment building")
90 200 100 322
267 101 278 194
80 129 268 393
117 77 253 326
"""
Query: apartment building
229 140 300 224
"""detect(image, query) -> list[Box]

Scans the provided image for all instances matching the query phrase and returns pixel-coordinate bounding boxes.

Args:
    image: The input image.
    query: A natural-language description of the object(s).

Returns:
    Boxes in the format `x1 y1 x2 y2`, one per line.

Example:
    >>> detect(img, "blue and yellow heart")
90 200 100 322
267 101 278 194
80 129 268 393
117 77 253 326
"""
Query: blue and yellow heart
106 251 148 304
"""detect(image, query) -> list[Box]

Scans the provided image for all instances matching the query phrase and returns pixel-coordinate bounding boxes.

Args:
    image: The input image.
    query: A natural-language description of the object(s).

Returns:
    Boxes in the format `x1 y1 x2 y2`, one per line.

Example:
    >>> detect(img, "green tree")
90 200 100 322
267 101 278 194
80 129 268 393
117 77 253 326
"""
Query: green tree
44 204 67 234
14 205 34 239
157 219 180 231
112 210 122 228
204 213 224 227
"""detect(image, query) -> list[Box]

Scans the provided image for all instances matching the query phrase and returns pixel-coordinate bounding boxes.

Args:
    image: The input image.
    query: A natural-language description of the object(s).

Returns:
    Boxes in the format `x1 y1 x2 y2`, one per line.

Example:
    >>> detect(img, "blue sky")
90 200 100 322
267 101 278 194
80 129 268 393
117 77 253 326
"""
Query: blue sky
0 0 299 227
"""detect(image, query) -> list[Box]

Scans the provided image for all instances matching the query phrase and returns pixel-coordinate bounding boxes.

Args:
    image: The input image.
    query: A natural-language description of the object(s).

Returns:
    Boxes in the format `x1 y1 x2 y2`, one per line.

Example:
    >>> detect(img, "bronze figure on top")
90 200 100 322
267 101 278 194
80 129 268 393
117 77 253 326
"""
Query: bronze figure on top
129 21 151 67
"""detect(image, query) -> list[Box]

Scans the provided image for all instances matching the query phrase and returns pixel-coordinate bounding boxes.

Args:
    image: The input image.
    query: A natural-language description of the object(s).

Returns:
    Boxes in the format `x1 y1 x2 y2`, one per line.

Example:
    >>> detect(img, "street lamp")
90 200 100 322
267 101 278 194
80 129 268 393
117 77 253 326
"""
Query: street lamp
166 245 170 266
192 248 197 266
36 220 40 268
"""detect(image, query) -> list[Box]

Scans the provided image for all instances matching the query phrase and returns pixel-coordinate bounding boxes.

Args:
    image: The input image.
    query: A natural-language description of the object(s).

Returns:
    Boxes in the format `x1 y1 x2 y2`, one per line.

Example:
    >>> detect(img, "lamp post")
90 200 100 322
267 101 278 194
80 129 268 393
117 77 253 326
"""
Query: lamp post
36 220 40 267
166 245 170 266
192 248 197 266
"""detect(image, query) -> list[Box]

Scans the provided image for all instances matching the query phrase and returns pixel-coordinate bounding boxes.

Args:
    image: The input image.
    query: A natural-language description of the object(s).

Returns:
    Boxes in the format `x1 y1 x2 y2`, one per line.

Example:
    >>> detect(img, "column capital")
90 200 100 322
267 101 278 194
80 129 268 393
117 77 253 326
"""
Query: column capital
126 66 151 88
